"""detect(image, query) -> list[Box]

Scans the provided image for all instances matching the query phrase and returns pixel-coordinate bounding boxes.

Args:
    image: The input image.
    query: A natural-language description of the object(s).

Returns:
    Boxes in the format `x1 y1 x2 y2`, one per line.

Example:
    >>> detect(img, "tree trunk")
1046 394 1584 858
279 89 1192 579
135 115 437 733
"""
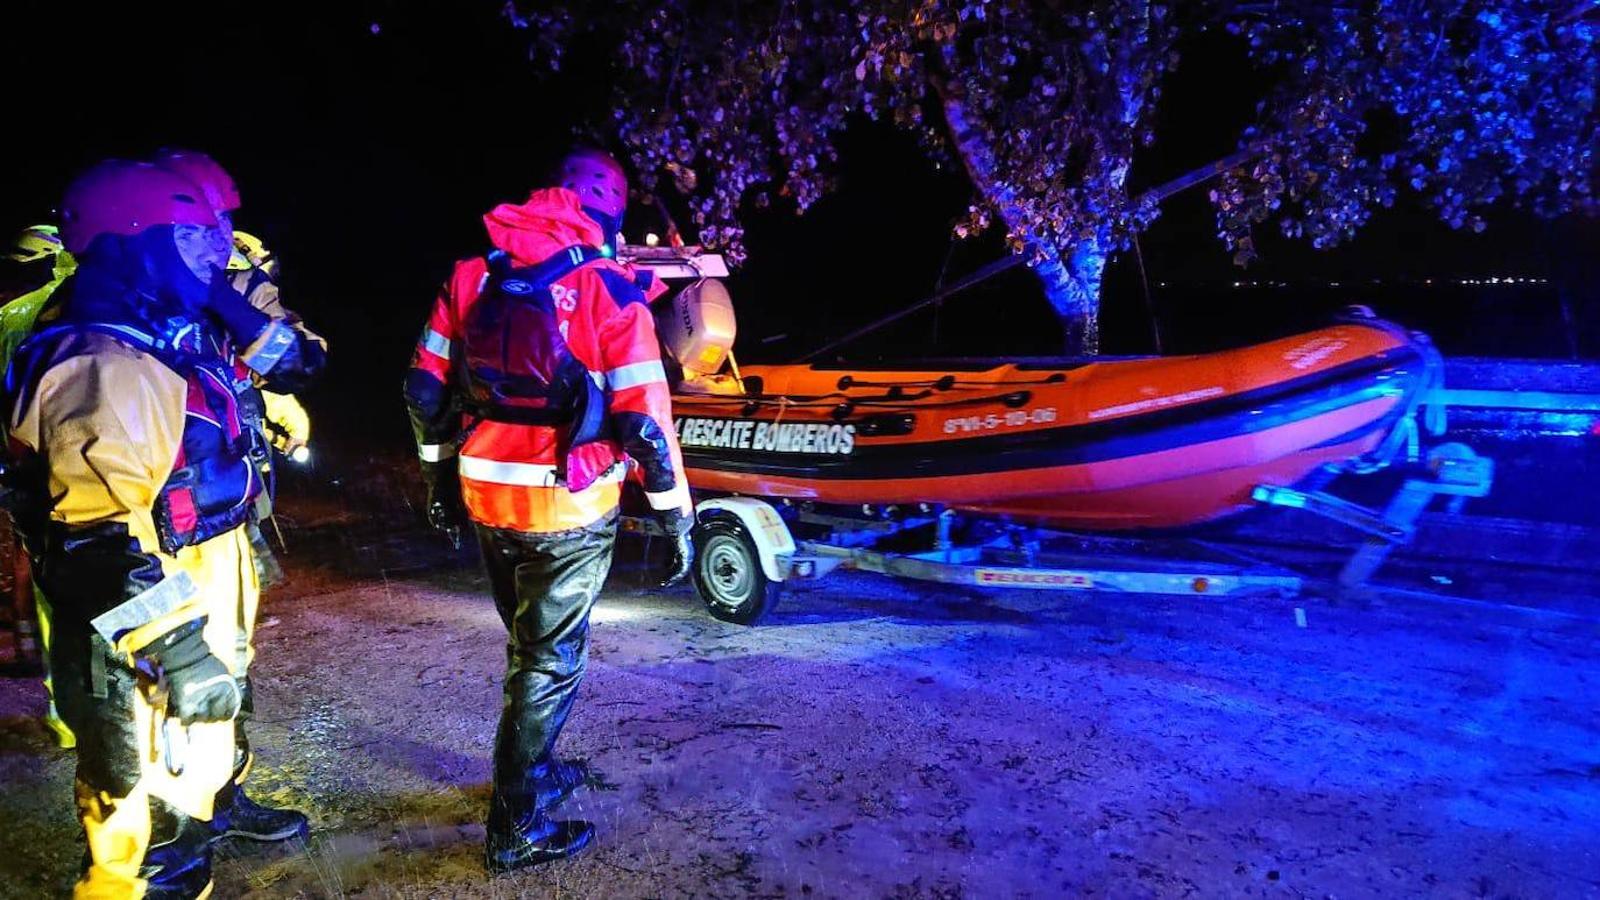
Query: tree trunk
940 90 1118 354
1026 238 1104 354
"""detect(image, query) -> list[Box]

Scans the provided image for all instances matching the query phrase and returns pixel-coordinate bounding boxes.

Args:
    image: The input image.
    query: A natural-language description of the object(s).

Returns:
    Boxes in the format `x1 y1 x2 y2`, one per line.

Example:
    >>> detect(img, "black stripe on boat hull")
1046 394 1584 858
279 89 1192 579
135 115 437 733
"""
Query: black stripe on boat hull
682 347 1424 481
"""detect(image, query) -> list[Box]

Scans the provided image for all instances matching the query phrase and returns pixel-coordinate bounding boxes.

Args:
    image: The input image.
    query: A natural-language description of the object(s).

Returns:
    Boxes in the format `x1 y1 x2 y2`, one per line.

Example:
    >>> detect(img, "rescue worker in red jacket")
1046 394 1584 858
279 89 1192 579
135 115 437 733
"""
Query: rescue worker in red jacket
148 147 320 845
4 161 254 899
404 147 694 873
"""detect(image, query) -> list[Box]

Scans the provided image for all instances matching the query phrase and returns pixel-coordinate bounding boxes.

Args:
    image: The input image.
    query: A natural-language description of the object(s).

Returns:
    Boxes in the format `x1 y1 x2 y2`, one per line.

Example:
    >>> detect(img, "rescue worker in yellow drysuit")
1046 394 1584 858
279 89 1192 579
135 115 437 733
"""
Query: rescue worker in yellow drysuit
3 202 318 770
1 225 79 746
224 231 312 461
5 160 254 898
148 148 323 845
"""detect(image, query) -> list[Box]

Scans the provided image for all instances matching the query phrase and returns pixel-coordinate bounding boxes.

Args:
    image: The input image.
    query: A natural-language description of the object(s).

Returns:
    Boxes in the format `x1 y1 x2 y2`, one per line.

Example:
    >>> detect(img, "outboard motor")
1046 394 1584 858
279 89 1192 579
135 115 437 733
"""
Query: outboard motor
655 278 739 389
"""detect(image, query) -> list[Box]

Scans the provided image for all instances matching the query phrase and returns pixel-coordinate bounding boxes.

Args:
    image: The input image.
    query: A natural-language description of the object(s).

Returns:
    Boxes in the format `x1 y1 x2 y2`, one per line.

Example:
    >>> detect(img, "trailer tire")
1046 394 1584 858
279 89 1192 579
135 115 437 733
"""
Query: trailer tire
692 517 782 625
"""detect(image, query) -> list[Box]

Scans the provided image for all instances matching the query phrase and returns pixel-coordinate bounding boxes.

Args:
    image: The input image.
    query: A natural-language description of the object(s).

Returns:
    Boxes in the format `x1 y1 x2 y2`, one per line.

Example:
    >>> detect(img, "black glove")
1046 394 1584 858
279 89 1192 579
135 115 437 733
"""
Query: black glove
258 334 327 394
429 494 466 550
422 459 466 550
653 508 695 589
139 619 241 726
205 276 273 346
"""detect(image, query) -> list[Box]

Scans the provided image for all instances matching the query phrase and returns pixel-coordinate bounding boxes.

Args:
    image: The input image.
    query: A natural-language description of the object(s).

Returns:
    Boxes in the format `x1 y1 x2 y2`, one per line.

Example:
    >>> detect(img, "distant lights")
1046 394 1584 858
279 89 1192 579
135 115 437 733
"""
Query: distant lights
1453 276 1547 286
1218 275 1548 289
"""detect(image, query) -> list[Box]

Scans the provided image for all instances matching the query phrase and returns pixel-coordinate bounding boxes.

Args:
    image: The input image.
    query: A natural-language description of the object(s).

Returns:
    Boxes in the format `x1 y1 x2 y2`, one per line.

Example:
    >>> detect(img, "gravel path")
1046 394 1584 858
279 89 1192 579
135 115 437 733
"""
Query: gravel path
2 549 1597 898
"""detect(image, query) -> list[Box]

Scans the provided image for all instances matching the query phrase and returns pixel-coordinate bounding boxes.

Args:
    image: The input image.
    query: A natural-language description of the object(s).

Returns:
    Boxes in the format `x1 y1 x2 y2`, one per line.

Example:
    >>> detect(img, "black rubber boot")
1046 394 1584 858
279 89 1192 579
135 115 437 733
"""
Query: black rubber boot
212 679 310 844
140 853 213 899
139 850 213 900
140 806 216 899
484 808 595 874
211 787 310 843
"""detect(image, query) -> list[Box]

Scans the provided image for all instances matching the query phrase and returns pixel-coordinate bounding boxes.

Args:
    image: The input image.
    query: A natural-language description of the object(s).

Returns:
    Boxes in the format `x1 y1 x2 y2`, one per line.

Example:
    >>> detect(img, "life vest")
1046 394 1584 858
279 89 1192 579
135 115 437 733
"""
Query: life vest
8 319 268 554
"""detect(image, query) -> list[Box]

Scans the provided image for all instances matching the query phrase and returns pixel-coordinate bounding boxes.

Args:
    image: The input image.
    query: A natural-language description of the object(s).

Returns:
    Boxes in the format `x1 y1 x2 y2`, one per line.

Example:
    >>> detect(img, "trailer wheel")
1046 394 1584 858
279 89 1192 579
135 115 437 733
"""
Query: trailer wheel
692 518 782 625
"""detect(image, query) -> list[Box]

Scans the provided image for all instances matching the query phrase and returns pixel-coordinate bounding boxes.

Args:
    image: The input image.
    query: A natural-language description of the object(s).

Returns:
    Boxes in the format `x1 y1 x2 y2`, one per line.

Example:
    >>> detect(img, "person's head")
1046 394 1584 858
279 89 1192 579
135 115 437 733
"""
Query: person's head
553 147 628 239
7 224 63 264
151 147 239 257
60 159 226 308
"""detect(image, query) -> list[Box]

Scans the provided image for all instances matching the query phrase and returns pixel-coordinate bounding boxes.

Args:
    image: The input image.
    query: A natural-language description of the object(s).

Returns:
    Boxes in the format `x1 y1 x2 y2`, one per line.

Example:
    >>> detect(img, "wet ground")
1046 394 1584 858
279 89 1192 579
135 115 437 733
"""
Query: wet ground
1 517 1597 899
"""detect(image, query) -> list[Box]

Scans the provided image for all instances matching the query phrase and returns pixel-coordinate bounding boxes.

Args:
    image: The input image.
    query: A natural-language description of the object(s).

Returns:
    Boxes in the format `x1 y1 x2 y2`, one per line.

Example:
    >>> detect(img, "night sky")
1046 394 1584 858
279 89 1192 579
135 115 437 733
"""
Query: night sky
3 0 1595 442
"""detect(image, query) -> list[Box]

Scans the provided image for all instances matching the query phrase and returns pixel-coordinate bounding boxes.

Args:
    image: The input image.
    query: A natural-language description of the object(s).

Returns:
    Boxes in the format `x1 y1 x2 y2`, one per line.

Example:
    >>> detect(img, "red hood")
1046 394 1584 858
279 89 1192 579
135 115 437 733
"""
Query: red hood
482 188 606 265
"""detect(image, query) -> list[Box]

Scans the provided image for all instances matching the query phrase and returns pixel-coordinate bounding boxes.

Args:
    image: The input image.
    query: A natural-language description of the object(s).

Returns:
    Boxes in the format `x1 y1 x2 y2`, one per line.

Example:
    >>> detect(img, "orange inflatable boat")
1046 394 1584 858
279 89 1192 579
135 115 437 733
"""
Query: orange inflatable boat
653 279 1437 530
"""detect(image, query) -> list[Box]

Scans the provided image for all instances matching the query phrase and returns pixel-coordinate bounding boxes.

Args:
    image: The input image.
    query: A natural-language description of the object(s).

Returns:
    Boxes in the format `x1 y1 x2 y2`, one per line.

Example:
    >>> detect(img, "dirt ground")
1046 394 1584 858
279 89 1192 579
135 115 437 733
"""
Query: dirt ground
2 528 1598 898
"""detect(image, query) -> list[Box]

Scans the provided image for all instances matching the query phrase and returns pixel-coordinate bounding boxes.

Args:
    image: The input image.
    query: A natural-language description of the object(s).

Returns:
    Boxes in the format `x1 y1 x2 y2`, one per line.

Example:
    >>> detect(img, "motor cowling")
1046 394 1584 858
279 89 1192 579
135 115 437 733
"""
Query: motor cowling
655 278 737 377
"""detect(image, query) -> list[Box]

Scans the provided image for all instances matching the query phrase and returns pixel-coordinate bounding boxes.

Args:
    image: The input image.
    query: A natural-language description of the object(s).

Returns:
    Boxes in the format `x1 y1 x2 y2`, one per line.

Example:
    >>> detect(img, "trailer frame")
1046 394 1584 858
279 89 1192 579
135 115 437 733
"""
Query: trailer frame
629 497 1307 625
624 436 1495 626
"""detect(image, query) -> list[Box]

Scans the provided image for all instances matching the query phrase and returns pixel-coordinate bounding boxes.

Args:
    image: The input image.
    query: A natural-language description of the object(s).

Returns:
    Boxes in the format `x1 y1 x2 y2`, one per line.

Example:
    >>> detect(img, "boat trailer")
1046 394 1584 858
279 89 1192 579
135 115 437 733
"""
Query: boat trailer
624 434 1494 626
626 499 1307 624
626 327 1506 624
603 243 1496 625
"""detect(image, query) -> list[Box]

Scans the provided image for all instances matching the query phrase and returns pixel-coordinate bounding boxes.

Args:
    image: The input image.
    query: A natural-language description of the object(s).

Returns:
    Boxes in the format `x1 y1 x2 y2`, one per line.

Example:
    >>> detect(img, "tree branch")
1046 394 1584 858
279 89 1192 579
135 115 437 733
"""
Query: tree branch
796 254 1025 362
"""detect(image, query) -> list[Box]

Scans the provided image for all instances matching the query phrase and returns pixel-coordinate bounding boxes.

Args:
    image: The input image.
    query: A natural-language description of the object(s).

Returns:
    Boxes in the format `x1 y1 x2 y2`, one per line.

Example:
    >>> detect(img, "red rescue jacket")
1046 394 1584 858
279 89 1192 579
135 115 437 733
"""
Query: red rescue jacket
405 188 690 533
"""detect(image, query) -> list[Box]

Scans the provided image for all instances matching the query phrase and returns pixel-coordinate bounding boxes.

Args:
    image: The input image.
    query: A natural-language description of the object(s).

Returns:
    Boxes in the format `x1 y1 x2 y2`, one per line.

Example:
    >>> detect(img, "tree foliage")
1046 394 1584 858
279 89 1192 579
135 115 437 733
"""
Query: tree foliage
503 0 1597 347
505 1 1179 263
1217 2 1598 266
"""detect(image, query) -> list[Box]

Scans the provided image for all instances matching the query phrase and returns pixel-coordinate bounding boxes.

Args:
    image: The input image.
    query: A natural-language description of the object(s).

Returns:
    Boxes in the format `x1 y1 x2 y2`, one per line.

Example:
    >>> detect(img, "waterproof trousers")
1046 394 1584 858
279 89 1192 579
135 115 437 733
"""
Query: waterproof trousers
51 527 252 899
475 515 616 822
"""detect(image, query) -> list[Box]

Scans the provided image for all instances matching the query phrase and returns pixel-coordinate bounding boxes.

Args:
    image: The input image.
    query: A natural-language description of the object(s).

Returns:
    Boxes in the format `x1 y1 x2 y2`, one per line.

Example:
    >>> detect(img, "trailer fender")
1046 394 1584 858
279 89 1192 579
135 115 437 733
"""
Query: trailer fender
695 497 795 583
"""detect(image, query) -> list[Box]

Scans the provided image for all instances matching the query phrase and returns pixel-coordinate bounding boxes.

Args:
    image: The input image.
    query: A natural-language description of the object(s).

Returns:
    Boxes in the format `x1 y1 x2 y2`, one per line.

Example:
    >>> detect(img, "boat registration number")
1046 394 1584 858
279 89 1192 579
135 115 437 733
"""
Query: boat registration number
942 407 1058 434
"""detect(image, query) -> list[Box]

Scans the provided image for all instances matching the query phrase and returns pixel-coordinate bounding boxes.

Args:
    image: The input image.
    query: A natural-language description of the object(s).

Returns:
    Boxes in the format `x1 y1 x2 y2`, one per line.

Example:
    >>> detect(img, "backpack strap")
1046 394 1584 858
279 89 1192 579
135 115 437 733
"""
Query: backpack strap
486 245 608 294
